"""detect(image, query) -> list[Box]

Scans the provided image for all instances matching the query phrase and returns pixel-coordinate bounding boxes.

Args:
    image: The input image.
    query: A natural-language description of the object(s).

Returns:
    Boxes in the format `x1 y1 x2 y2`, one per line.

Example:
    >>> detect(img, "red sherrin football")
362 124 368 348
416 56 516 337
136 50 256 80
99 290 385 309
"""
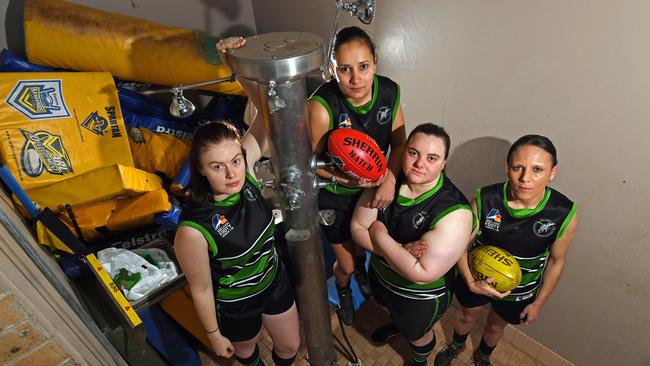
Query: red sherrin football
327 128 387 182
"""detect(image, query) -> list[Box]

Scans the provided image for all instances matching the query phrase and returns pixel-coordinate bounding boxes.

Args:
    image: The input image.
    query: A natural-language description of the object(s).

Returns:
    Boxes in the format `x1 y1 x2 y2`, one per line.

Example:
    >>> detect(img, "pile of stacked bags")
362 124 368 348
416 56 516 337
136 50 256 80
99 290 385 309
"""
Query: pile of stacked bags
0 0 248 295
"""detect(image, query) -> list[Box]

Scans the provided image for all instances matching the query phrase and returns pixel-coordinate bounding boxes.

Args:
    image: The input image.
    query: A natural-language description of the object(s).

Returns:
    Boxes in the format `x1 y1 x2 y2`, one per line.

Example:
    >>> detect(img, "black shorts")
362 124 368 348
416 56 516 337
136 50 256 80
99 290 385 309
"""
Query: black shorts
217 264 295 342
370 268 452 342
453 275 536 325
318 188 362 244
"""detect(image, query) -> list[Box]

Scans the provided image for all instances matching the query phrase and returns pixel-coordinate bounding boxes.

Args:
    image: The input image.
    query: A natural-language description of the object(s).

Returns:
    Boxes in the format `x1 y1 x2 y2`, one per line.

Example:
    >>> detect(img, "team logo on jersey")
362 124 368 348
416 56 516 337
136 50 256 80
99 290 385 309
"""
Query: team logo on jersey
81 111 109 136
20 129 73 177
376 106 391 125
327 151 346 171
244 186 256 202
5 80 70 120
212 214 234 237
533 218 556 238
338 114 352 128
412 211 428 229
484 208 502 232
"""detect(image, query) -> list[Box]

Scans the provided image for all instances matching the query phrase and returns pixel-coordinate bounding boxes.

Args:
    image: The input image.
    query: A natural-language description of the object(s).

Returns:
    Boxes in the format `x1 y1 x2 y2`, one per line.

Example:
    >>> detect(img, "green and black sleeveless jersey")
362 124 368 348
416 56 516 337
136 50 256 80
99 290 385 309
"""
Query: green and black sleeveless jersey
473 182 576 302
178 174 277 303
371 173 471 300
310 74 400 195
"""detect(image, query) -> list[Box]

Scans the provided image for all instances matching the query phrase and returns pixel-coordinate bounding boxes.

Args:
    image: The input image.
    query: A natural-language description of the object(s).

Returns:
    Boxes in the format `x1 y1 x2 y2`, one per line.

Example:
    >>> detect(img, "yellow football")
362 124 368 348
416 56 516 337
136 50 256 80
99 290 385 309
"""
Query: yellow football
469 245 522 292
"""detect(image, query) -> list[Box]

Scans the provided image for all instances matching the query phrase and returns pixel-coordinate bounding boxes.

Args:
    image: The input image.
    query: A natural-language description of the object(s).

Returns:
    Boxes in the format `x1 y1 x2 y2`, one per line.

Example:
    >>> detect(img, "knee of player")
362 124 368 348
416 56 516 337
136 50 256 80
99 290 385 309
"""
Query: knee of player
273 341 300 358
459 307 481 324
334 259 355 276
485 317 508 333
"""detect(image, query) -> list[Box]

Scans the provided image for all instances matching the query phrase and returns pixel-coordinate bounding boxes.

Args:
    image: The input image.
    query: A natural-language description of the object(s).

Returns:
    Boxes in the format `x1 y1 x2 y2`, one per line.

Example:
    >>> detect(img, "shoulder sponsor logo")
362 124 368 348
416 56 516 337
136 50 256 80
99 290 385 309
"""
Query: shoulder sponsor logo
338 114 352 128
412 211 428 229
212 214 234 237
6 80 70 120
20 129 73 177
484 208 502 232
376 106 391 125
533 218 556 238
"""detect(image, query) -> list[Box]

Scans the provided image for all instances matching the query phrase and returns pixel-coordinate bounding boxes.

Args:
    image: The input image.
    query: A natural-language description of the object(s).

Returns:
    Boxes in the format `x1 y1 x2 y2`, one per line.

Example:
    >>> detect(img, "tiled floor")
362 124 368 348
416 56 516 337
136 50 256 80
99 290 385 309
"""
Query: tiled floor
198 298 562 366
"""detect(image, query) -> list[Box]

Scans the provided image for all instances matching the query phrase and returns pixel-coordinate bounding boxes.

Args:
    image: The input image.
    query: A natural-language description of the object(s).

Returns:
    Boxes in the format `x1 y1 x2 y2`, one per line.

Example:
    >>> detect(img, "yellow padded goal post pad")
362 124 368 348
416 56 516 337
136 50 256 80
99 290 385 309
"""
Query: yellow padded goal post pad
23 0 243 95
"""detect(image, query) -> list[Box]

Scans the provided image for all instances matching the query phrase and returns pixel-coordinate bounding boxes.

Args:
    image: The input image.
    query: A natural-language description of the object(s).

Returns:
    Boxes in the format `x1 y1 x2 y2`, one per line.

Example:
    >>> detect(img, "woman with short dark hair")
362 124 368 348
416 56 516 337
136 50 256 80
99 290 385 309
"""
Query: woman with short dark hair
434 135 579 366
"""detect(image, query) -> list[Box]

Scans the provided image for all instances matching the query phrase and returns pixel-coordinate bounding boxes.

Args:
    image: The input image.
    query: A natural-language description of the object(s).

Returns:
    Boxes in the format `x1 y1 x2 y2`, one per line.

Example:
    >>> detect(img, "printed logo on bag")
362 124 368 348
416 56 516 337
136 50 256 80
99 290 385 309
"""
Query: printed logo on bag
412 211 428 229
6 80 70 120
104 106 123 138
196 32 223 65
338 114 352 128
212 214 234 237
533 218 556 238
376 106 391 125
19 129 73 177
484 208 502 232
81 111 109 136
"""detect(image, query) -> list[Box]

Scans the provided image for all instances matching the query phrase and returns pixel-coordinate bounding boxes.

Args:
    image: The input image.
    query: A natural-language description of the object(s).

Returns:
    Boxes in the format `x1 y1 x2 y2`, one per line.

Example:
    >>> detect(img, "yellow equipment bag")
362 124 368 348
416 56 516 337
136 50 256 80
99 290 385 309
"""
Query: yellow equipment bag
41 188 171 248
128 126 190 179
26 164 163 211
160 286 211 350
23 0 243 95
0 72 134 190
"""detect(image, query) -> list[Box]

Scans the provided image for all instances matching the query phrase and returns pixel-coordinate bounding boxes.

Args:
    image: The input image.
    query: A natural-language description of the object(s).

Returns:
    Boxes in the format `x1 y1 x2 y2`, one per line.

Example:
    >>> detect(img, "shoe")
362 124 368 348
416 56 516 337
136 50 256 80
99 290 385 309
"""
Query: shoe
434 343 465 366
370 323 399 344
472 350 492 366
336 284 355 325
354 255 372 298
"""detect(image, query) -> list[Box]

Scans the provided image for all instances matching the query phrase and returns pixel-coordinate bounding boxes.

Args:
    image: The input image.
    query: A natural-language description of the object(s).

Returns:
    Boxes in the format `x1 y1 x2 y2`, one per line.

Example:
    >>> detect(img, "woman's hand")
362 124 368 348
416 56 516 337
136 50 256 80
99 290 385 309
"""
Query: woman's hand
216 36 246 70
207 331 235 358
368 173 394 208
519 301 543 325
216 36 246 53
337 172 386 188
467 277 511 299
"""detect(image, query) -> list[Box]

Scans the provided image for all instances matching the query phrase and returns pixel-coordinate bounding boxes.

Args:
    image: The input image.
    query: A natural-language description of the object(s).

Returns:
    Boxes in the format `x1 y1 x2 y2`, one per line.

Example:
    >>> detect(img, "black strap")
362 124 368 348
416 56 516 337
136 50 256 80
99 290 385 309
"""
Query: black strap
39 207 88 255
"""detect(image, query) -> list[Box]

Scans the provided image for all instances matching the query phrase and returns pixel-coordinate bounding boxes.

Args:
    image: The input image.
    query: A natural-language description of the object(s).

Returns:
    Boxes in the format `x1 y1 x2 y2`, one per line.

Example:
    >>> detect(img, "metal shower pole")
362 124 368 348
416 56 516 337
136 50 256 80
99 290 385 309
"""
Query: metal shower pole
227 32 336 366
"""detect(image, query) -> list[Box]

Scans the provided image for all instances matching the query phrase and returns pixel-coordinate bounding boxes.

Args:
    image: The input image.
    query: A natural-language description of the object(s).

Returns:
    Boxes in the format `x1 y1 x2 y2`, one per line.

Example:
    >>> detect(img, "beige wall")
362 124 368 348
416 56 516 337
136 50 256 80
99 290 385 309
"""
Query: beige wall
252 1 649 365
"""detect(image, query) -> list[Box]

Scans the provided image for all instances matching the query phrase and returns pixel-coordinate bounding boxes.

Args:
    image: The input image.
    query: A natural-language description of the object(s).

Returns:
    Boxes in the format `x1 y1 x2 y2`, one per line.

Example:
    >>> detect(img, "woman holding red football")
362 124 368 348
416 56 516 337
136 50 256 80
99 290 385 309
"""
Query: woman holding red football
307 26 406 325
434 135 579 366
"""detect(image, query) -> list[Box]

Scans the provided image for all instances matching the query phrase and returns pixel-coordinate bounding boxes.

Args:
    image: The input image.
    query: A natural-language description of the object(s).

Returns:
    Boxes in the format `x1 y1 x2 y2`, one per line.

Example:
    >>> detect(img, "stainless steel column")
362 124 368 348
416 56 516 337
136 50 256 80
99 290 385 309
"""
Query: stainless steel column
227 32 335 366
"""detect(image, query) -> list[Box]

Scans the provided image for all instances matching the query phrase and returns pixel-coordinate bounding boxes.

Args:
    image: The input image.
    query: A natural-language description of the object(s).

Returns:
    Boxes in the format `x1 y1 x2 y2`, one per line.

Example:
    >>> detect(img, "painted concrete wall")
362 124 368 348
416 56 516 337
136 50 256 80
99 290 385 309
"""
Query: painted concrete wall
252 1 649 365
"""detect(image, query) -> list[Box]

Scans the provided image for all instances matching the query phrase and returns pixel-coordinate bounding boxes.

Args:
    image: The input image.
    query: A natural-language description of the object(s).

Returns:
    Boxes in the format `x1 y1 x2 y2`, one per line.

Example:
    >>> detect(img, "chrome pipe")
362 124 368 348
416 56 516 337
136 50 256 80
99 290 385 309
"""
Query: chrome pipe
227 32 335 365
